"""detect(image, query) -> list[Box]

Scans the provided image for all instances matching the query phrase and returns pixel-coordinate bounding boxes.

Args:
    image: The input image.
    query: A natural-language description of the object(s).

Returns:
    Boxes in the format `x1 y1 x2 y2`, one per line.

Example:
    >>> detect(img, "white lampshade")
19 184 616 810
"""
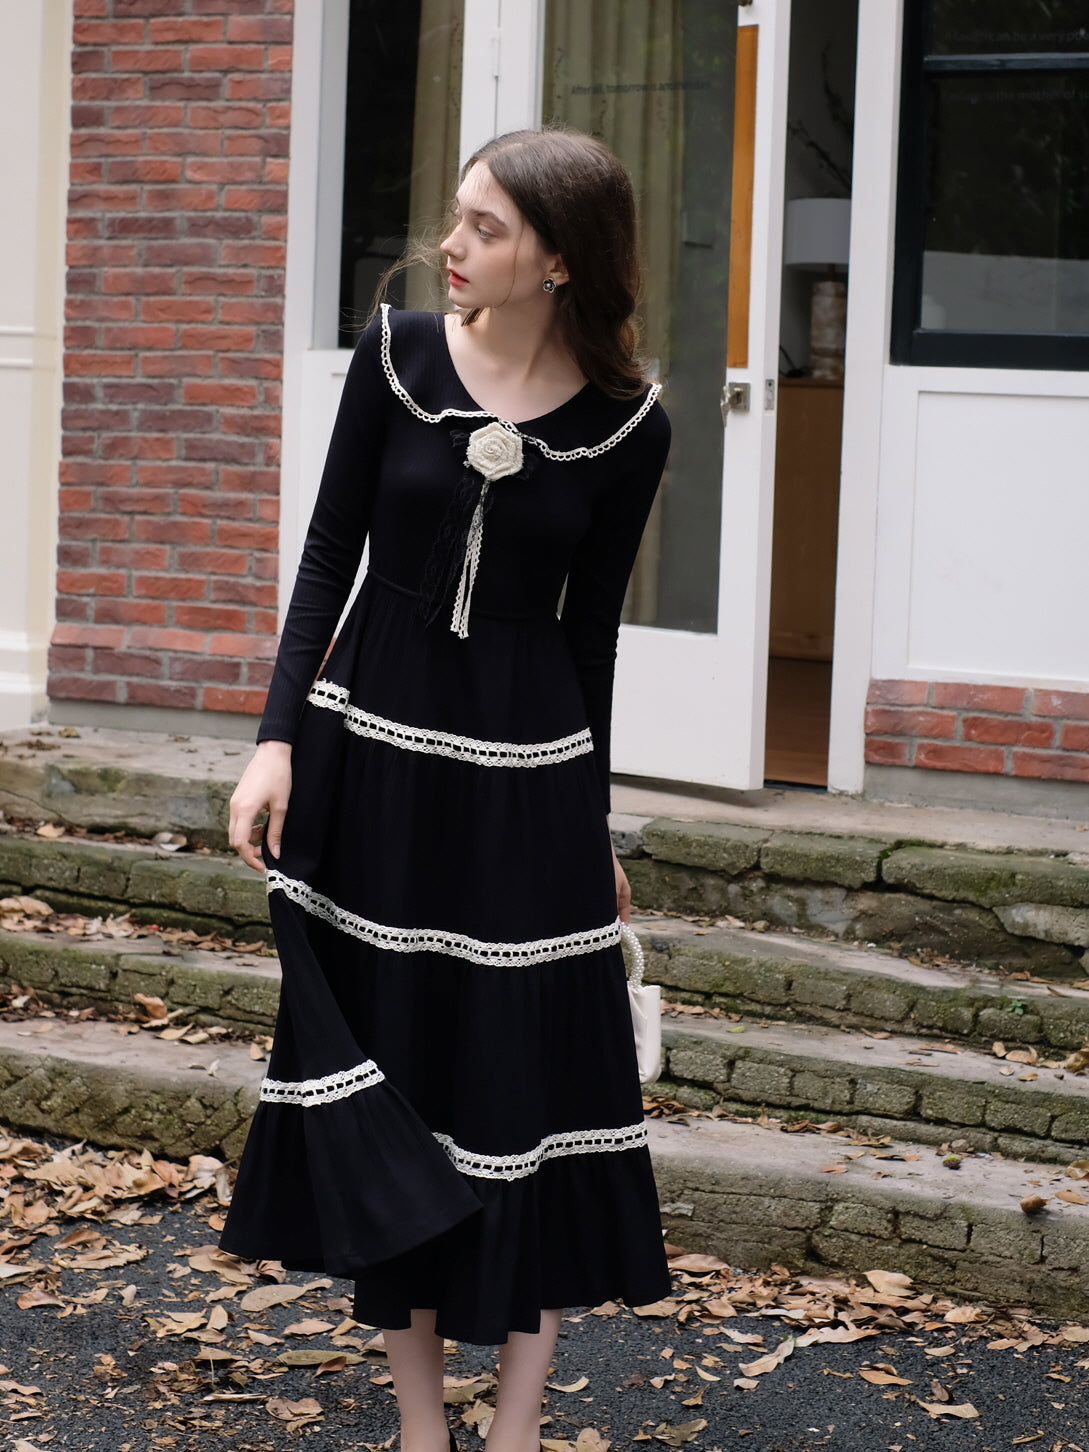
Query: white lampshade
783 197 851 270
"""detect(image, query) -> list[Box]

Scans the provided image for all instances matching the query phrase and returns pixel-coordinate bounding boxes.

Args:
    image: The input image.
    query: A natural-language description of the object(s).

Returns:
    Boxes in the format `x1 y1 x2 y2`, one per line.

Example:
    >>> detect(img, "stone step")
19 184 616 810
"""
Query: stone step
0 1015 263 1161
620 816 1089 977
0 927 280 1034
638 915 1089 1054
659 1014 1089 1165
0 1014 1084 1319
649 1113 1089 1320
0 833 269 940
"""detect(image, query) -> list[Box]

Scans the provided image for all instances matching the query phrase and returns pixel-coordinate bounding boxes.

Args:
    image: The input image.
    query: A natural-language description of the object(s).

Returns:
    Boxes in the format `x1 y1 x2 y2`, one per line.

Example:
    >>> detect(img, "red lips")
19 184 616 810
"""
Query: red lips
447 270 468 288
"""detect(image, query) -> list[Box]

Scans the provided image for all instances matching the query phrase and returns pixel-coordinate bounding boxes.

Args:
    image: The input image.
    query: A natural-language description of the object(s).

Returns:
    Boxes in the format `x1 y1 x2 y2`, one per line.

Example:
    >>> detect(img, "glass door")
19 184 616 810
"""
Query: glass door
541 0 792 788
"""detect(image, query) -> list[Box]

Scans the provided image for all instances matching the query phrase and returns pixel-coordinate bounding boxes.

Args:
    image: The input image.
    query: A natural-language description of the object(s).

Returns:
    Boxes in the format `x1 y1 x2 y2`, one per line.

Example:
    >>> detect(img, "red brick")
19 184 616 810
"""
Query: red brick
189 44 267 71
227 74 292 102
127 627 208 653
219 467 279 493
103 381 178 405
56 569 127 597
170 655 242 685
174 604 248 633
60 465 133 490
108 212 180 237
220 302 282 327
202 686 266 715
58 543 95 569
146 17 224 42
57 598 93 624
101 435 176 461
186 214 259 241
60 514 130 542
52 623 125 648
145 242 219 266
71 77 144 101
107 102 185 128
136 406 215 432
57 487 94 512
98 543 170 570
181 268 258 295
1012 751 1089 784
70 161 106 185
1032 689 1089 721
141 298 216 323
110 47 185 72
67 239 138 266
220 355 282 380
175 549 251 576
188 102 264 129
866 736 906 768
132 575 208 601
208 632 278 659
101 268 176 295
244 659 274 688
1061 723 1089 752
264 158 289 185
107 158 184 184
178 491 253 519
222 186 287 213
931 682 1027 713
49 675 121 703
184 157 263 185
74 0 108 17
49 645 91 672
92 648 163 678
216 522 278 551
142 186 220 213
136 464 216 488
102 324 176 349
182 380 258 406
134 517 212 545
220 241 285 267
915 742 1005 775
255 497 279 523
146 76 224 103
141 352 216 377
64 351 137 377
127 681 199 710
267 48 291 74
182 437 260 466
962 716 1054 748
67 296 137 321
210 578 277 607
252 610 278 635
177 325 257 351
226 14 292 42
98 487 172 514
867 679 929 708
73 19 146 43
92 599 168 626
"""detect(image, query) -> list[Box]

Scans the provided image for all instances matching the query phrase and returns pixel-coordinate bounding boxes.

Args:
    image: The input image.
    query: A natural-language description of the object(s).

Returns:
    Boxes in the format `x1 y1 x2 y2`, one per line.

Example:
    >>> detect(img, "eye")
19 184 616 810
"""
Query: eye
476 226 493 240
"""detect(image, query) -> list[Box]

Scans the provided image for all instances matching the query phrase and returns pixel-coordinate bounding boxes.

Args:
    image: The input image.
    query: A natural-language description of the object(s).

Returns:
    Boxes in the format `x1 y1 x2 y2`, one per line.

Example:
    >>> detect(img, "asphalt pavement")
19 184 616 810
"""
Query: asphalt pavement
1 1181 1087 1452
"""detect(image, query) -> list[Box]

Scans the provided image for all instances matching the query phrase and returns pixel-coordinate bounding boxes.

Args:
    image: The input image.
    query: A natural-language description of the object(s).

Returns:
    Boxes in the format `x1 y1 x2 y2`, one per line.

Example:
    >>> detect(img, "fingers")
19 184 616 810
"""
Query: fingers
265 801 286 861
615 859 632 925
229 797 265 872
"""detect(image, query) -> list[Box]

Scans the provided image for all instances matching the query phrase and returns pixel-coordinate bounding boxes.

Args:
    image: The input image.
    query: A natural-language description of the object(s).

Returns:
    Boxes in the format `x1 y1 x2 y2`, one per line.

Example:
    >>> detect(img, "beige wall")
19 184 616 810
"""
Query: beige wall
0 0 70 728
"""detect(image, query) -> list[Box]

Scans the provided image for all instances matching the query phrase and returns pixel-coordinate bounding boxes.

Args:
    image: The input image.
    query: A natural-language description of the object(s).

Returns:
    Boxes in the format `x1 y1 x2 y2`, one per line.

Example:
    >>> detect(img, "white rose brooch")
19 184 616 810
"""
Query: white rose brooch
419 421 537 640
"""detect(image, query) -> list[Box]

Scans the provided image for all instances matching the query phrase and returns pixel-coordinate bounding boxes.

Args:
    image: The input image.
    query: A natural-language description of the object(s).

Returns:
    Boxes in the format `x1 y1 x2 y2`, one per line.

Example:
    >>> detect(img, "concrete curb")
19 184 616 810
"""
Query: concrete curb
650 1116 1089 1319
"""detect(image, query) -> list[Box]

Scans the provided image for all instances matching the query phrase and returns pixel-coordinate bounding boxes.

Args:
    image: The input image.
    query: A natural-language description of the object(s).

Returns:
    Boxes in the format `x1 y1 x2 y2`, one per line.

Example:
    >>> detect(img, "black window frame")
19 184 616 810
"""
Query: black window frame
891 0 1089 370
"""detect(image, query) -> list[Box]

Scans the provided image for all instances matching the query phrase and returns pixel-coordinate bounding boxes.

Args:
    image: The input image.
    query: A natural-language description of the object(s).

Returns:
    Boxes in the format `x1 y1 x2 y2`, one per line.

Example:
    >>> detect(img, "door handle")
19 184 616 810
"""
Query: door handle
720 381 751 425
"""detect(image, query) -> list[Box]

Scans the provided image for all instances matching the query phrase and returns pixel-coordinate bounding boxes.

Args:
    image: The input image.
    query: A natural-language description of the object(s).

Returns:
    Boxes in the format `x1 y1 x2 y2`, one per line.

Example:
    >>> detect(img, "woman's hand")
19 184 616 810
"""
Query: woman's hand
612 844 632 924
229 740 293 872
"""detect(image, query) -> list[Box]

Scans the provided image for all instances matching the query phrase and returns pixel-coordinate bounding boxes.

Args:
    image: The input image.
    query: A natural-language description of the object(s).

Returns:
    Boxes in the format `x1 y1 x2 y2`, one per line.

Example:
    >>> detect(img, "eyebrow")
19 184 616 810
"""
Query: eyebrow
453 200 509 230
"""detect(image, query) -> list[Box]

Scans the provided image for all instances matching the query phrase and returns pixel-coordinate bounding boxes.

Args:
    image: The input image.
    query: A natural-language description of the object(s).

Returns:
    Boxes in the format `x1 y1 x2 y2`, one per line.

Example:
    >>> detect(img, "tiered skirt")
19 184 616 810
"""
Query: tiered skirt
218 573 670 1343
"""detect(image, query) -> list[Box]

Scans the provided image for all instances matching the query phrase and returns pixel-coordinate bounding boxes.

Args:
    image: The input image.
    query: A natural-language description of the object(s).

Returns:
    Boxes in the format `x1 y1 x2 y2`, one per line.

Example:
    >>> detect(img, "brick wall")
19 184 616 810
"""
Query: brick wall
50 0 293 719
865 681 1089 784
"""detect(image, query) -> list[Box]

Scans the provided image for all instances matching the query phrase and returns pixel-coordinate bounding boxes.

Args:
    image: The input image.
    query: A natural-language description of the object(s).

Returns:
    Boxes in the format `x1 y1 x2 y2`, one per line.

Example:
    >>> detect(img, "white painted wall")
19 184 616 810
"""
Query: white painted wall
0 0 70 729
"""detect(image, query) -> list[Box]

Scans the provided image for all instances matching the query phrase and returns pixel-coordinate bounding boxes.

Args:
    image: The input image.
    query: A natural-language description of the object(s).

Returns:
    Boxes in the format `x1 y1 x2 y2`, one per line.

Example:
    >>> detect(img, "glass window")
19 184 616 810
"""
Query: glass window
892 0 1089 367
544 1 739 632
339 0 464 347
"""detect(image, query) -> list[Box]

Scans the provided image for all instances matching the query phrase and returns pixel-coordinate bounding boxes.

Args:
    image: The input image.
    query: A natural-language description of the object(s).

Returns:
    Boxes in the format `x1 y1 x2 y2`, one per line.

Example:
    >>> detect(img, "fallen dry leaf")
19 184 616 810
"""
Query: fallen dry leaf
546 1375 589 1393
650 1420 707 1447
1020 1195 1049 1215
859 1369 912 1386
864 1270 913 1298
916 1400 979 1419
739 1339 794 1377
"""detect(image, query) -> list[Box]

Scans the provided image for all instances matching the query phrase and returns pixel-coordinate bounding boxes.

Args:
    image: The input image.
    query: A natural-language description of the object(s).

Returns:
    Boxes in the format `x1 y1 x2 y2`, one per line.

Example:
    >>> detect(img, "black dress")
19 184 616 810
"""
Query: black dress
218 307 673 1344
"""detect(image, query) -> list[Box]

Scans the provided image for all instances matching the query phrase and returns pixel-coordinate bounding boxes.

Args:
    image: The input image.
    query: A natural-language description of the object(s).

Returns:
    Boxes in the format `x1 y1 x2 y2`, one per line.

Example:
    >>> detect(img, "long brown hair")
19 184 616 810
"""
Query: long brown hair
375 129 648 400
458 130 647 399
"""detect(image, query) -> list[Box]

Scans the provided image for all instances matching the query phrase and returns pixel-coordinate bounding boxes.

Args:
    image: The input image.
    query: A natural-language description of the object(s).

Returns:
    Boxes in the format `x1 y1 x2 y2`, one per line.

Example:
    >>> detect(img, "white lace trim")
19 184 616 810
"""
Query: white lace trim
267 869 621 966
308 680 594 767
434 1122 649 1181
260 1060 385 1106
380 303 662 462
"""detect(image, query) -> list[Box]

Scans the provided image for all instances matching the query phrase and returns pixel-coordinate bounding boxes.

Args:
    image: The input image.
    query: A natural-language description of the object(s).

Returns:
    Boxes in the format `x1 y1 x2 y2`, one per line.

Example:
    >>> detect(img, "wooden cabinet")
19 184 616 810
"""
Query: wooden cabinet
769 377 843 661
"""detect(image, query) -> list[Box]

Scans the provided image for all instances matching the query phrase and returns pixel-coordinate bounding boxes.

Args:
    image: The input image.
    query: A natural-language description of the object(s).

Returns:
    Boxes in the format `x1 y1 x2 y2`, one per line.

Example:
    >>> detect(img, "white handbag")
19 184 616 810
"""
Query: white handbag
620 922 662 1085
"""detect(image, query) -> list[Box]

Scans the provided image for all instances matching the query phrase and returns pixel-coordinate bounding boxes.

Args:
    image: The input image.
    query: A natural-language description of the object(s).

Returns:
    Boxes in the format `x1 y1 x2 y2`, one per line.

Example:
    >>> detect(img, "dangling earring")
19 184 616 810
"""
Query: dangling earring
542 278 556 294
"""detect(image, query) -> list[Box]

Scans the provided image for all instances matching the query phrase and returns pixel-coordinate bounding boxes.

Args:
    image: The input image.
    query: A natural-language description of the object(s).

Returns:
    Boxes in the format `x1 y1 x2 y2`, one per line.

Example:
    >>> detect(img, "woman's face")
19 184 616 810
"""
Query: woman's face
440 162 561 311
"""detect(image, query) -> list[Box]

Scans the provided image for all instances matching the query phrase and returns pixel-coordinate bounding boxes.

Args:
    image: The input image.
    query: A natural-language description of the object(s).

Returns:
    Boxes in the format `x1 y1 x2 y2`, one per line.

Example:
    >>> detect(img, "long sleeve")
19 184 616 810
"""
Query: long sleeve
258 316 392 743
559 402 671 811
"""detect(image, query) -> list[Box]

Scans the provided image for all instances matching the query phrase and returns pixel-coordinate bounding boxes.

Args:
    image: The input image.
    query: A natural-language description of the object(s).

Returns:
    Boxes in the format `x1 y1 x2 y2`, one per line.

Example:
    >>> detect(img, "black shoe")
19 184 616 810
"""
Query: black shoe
448 1432 458 1452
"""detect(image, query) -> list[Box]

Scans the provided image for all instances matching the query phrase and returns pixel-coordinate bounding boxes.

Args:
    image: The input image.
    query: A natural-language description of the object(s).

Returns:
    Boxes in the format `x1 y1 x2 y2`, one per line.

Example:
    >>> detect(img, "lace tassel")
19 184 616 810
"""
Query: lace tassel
450 483 489 639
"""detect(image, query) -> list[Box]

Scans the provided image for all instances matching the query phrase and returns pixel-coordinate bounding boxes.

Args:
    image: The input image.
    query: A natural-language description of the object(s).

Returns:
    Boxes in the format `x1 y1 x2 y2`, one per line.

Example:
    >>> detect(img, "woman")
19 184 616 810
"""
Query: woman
220 129 672 1452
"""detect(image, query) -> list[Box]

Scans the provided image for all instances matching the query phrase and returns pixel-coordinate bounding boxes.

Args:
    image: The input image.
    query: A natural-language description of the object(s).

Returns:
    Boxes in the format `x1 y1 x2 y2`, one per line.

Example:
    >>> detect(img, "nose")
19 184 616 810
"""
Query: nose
441 220 464 259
